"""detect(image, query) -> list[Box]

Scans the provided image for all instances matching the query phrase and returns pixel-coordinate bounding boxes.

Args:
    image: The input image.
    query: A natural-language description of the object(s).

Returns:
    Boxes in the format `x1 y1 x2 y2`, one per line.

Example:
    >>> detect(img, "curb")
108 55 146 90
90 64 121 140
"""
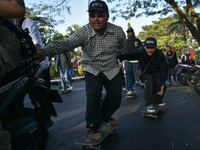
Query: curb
51 76 85 86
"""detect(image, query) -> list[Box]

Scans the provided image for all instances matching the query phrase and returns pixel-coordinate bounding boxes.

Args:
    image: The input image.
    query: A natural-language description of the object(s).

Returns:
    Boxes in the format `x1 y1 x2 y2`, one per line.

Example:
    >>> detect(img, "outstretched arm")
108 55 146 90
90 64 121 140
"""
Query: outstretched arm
0 0 25 17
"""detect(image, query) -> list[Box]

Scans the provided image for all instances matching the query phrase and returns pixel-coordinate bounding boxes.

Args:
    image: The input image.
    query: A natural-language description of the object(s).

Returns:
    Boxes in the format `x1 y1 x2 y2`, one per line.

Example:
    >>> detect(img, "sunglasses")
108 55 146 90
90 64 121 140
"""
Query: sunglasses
89 13 105 18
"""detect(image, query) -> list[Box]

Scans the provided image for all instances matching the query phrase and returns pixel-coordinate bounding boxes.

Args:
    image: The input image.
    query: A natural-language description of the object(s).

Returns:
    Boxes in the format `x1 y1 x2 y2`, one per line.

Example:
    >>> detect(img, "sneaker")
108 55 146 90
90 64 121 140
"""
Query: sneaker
174 81 177 85
103 118 119 126
87 128 101 140
59 90 65 94
127 90 133 95
168 82 172 86
67 86 73 91
146 106 156 113
64 90 71 94
154 102 165 107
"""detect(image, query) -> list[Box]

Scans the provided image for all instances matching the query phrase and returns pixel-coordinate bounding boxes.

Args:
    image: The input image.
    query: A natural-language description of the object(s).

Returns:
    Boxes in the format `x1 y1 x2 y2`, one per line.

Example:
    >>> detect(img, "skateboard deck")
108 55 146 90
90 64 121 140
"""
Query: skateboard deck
142 106 164 119
74 123 118 150
126 93 136 99
126 94 135 99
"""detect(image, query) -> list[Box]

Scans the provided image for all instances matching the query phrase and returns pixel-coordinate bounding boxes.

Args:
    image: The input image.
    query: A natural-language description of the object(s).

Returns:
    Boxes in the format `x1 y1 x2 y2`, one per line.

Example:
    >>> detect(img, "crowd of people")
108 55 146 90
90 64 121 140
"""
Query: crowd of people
0 0 198 148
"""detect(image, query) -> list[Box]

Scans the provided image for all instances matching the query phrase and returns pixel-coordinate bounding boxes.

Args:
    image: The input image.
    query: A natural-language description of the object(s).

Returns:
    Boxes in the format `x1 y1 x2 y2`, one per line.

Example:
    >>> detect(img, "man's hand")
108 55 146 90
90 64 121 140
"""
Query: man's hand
157 85 165 96
33 50 46 64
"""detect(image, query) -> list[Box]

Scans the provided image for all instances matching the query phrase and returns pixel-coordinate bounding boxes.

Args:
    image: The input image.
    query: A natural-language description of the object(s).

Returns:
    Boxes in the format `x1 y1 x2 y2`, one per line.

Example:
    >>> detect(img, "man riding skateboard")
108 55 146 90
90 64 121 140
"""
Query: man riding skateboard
34 0 126 140
119 37 168 112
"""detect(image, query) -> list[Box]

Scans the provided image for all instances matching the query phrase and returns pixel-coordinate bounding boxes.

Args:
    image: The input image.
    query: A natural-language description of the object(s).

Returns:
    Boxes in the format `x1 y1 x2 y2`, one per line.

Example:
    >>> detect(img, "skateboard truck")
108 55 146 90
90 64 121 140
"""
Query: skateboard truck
142 106 164 119
75 123 119 150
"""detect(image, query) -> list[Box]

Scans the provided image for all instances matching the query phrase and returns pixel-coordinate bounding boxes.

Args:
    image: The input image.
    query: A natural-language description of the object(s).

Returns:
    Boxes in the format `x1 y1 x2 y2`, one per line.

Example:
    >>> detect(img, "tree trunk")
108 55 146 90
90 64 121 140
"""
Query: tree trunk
165 0 200 46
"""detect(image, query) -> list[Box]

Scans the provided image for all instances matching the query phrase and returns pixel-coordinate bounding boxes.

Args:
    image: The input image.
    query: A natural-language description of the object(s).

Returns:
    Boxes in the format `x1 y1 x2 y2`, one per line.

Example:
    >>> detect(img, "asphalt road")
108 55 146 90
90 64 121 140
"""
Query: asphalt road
29 80 200 150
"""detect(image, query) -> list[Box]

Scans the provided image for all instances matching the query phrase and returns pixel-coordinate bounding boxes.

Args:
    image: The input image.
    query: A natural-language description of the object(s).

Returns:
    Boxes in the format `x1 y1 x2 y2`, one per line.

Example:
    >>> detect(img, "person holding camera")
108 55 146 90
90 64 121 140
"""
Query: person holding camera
119 37 168 112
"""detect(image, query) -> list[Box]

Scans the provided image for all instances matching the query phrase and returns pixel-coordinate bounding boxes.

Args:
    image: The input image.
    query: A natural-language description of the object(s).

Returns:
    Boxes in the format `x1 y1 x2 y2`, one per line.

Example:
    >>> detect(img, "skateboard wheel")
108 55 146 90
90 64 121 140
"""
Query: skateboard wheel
154 115 158 119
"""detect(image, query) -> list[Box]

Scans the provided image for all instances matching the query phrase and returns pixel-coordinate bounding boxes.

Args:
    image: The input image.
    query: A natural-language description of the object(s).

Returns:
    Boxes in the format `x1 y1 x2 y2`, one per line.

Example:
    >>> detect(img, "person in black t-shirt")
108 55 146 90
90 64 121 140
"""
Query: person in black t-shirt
166 46 178 85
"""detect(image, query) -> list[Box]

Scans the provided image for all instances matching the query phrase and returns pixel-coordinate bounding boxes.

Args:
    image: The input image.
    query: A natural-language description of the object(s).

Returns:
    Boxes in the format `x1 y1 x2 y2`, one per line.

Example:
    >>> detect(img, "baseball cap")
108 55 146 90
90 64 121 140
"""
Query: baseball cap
88 0 108 14
126 27 134 32
144 37 157 48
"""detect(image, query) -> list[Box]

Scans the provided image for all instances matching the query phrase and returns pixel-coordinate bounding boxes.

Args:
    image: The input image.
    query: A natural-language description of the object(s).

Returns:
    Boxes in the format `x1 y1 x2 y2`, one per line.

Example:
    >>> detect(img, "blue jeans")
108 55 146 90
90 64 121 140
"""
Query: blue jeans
125 62 138 91
59 69 72 90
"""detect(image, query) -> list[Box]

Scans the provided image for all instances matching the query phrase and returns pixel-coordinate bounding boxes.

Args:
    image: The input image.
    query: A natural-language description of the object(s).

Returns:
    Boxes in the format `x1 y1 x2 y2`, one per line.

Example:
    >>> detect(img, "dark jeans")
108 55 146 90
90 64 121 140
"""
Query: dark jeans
144 72 166 107
168 67 176 83
85 71 123 130
125 62 136 91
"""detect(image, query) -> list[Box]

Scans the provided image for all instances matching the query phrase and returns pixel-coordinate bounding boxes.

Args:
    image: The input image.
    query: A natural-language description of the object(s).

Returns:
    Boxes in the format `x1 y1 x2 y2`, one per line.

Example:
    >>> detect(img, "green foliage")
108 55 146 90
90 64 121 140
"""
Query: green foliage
137 15 194 56
108 0 200 46
25 7 56 45
50 64 60 77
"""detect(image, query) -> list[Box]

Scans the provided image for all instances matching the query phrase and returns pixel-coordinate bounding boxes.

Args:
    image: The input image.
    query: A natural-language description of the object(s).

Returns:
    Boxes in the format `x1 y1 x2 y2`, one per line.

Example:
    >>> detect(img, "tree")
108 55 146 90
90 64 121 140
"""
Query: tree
137 15 192 56
65 24 81 38
167 13 189 48
108 0 200 46
25 7 57 45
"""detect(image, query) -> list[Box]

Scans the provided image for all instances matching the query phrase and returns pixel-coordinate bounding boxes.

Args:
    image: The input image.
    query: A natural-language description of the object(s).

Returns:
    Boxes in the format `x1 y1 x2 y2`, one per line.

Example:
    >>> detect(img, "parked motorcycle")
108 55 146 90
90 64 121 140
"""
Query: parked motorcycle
0 60 63 150
193 71 200 94
185 65 200 87
176 64 190 85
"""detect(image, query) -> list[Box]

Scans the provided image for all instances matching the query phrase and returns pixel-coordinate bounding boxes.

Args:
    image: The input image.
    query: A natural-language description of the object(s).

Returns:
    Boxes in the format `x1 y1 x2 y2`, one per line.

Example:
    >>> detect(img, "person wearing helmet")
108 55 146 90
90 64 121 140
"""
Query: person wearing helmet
181 50 195 65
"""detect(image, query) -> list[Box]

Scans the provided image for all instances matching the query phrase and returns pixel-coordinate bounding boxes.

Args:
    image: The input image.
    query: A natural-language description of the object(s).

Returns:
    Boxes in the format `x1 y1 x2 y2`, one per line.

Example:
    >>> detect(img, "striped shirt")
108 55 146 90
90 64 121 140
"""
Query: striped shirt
43 22 127 80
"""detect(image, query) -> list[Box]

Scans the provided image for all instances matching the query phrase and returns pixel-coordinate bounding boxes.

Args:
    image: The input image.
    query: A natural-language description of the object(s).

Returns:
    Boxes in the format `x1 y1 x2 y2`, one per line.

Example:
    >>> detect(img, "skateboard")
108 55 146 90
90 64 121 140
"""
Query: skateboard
142 106 164 119
74 123 118 150
126 94 135 99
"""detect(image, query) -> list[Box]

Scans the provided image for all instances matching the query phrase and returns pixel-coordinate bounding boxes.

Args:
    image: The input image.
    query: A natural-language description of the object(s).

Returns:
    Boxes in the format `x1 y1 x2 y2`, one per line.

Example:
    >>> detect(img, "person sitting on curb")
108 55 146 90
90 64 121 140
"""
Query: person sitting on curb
119 37 168 112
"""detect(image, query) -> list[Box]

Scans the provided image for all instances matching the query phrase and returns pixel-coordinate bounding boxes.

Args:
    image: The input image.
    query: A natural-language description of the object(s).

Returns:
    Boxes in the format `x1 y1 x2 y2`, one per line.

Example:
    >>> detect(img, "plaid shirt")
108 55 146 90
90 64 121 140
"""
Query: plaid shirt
43 22 126 80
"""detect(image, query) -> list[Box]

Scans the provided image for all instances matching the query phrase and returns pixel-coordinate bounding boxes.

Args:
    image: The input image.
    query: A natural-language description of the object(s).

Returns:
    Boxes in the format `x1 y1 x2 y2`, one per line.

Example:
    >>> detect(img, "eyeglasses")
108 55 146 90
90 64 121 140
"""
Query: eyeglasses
89 13 105 18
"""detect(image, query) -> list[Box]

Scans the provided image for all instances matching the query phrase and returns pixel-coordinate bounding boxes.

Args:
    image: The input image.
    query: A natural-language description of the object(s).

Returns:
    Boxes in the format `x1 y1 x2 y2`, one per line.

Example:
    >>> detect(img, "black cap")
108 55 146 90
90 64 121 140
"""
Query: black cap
88 0 108 13
144 37 157 48
126 27 134 32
